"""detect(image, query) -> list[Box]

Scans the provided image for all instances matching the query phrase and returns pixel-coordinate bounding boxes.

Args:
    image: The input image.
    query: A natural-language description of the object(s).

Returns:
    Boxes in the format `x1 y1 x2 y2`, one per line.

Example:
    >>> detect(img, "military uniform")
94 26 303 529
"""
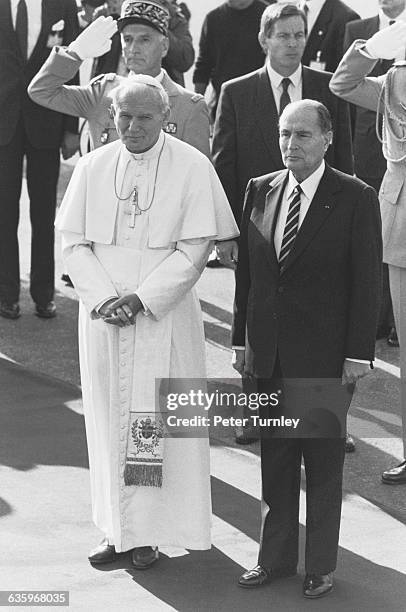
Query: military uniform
28 47 210 156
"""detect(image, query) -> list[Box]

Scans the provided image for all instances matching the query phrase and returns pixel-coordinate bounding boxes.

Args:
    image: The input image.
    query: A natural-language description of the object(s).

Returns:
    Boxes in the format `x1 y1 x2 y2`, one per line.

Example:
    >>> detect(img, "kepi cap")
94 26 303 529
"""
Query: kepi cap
118 1 170 36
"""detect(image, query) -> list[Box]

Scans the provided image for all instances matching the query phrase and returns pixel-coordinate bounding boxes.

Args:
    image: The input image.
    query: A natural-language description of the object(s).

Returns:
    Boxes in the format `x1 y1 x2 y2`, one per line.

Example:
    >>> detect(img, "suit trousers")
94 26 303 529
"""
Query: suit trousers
0 116 60 305
257 375 346 575
388 265 406 456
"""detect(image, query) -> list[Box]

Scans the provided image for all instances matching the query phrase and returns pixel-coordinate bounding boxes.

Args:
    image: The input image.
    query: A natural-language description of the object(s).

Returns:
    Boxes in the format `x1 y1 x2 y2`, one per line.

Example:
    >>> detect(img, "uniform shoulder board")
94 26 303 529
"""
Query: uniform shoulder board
191 93 204 103
89 72 117 87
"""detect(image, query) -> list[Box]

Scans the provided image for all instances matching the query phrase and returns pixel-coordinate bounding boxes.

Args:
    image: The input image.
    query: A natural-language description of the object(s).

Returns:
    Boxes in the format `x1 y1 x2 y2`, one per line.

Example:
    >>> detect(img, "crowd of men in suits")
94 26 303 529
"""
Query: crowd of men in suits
1 0 406 599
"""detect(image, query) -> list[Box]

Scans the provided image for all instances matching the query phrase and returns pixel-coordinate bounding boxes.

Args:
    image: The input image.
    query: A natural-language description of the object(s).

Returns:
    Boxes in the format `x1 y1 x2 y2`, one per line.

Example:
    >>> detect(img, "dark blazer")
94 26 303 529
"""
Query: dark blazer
212 65 353 224
232 164 382 379
302 0 359 73
343 16 391 180
0 0 78 147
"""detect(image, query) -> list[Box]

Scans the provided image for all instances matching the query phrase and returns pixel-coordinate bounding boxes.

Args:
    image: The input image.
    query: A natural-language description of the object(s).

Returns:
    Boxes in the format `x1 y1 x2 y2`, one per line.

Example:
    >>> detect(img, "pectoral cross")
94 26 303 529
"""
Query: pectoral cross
128 187 141 228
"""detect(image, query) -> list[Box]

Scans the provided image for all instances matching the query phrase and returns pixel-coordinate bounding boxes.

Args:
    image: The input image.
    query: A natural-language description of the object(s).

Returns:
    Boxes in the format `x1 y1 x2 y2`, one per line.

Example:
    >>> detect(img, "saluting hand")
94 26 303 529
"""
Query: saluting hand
68 16 118 60
365 21 406 60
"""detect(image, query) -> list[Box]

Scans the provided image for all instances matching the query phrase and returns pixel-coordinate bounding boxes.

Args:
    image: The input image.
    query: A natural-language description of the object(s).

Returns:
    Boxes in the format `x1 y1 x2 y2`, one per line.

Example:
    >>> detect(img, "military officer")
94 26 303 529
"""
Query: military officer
28 1 210 156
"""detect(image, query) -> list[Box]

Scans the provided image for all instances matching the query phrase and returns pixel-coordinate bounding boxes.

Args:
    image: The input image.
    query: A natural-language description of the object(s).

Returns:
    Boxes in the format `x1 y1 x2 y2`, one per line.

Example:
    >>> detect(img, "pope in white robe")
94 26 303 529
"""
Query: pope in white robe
56 75 239 560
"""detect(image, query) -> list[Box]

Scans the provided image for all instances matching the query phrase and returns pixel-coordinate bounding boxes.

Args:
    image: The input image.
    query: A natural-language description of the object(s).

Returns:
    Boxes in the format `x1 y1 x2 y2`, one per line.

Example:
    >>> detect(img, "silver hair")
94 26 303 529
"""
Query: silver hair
280 99 333 134
110 74 170 115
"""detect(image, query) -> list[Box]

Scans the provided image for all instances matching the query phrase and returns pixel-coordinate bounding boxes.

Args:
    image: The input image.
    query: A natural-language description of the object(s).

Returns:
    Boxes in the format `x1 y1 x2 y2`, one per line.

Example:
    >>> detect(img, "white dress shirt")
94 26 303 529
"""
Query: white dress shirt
379 7 406 29
10 0 42 59
300 0 326 35
266 61 303 109
274 159 325 257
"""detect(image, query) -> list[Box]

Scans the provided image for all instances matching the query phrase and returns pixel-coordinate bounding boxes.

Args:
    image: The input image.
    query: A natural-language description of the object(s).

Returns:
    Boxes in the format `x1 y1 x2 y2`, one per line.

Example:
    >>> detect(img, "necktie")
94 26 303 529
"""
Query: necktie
279 78 292 116
279 185 302 269
15 0 28 61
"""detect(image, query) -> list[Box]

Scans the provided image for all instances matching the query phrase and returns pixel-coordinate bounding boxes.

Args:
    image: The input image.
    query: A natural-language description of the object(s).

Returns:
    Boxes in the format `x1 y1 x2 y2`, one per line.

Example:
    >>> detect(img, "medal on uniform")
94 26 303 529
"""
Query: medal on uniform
164 122 177 134
100 129 110 145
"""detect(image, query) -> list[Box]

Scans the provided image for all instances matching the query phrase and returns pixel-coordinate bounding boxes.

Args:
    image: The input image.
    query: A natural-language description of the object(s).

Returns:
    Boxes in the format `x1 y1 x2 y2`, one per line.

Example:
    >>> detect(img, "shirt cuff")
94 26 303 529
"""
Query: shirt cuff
63 47 82 61
356 42 375 60
232 346 245 350
138 294 151 317
346 357 372 365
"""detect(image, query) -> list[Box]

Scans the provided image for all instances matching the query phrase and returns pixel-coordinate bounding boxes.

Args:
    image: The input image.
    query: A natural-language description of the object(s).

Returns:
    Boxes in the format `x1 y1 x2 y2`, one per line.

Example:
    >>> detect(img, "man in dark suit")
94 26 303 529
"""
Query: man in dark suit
343 1 406 347
232 99 382 597
213 2 354 445
212 2 353 253
0 0 79 319
300 0 359 72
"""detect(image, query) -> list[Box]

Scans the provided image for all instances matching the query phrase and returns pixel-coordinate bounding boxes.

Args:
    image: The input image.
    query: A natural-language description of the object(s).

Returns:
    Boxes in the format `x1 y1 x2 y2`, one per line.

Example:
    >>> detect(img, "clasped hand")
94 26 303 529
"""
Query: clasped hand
99 294 143 327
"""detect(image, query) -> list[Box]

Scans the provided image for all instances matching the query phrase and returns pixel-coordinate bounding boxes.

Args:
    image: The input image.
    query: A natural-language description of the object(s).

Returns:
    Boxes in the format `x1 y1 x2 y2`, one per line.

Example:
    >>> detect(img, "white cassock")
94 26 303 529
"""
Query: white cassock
56 132 239 552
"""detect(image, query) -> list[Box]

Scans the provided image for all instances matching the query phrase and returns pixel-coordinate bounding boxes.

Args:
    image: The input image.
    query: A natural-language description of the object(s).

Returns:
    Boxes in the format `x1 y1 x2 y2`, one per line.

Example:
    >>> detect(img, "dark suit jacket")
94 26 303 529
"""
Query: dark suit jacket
0 0 78 148
302 0 359 73
212 64 353 224
344 16 391 180
232 164 382 379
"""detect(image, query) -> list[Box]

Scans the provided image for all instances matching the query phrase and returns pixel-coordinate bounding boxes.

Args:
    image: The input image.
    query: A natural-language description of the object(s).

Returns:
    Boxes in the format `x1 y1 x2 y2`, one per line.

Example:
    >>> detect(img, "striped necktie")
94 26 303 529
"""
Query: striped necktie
279 184 302 269
15 0 28 61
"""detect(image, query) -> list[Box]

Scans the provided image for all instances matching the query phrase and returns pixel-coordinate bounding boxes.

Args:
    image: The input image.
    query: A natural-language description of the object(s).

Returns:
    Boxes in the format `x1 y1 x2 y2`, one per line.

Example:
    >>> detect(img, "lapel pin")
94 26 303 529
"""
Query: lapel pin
324 204 331 209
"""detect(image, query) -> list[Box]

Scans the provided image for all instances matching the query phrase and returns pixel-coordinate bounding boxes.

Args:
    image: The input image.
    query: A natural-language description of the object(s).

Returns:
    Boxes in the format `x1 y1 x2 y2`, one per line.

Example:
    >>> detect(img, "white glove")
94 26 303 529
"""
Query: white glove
68 16 118 60
365 21 406 60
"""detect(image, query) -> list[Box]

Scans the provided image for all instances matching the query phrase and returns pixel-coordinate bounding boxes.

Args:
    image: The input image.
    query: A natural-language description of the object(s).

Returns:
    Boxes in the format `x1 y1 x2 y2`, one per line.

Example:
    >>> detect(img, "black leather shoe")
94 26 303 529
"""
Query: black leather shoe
345 433 355 453
382 460 406 484
387 327 399 347
303 573 333 598
35 301 56 319
238 565 270 588
131 546 159 569
88 539 116 564
0 302 20 320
